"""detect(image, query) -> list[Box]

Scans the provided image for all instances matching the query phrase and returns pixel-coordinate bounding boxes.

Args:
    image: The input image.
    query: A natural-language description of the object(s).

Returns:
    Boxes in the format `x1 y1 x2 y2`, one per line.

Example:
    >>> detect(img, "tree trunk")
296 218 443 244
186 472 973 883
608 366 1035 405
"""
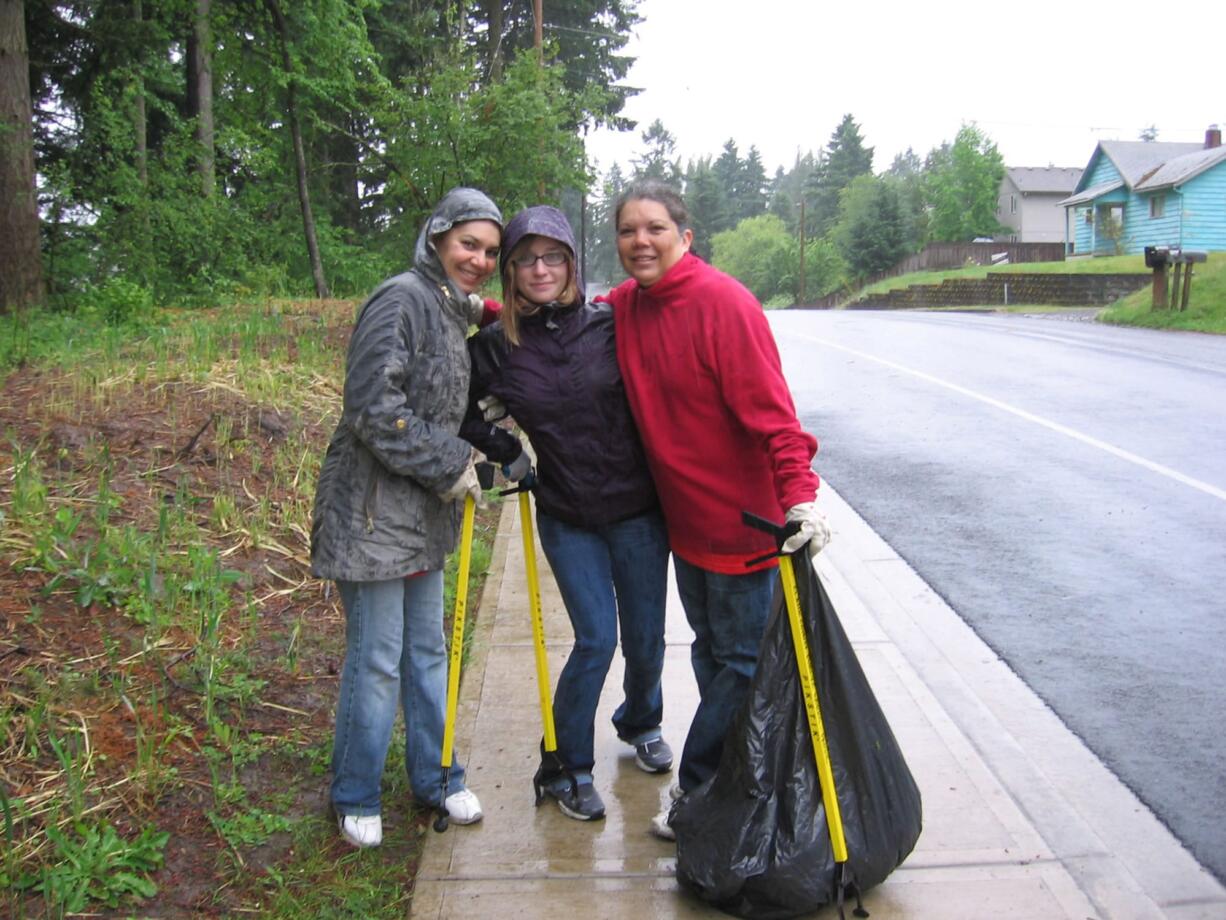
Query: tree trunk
0 0 44 312
132 0 147 186
265 0 329 298
189 0 214 197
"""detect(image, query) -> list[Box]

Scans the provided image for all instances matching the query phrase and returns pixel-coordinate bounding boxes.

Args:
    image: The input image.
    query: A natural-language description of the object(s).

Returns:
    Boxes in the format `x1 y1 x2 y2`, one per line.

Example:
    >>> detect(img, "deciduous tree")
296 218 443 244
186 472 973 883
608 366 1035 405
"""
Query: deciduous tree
925 123 1006 241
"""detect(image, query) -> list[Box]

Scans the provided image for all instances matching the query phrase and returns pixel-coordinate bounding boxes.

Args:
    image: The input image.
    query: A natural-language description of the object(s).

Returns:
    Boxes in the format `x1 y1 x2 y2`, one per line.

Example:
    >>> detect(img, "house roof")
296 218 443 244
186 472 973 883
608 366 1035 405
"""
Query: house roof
1007 167 1082 194
1088 141 1202 189
1134 144 1226 191
1059 179 1123 207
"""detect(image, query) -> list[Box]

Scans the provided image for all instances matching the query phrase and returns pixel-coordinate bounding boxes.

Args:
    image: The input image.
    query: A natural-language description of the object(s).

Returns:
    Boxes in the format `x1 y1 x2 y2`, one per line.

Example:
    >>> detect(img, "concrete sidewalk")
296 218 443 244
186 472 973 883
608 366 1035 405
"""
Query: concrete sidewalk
412 485 1226 919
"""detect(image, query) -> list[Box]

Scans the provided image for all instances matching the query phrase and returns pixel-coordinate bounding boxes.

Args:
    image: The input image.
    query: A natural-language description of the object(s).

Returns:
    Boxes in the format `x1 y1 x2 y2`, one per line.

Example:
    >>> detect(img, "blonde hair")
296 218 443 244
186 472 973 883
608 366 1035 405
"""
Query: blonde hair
499 237 578 347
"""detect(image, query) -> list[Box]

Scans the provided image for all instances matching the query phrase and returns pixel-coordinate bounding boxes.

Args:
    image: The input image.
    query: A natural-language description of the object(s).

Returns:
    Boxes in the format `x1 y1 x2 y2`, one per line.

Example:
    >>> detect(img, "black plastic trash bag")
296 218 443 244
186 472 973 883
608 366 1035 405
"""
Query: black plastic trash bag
672 549 922 919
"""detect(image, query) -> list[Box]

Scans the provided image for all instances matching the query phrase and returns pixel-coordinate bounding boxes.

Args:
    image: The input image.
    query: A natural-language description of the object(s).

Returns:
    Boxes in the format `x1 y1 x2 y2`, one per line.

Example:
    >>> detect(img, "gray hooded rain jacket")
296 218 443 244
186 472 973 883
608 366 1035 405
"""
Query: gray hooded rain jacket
310 188 502 582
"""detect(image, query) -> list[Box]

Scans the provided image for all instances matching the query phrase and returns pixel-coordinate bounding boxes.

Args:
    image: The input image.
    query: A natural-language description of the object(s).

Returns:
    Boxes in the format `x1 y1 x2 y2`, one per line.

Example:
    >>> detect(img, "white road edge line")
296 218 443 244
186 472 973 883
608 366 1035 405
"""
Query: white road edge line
787 331 1226 503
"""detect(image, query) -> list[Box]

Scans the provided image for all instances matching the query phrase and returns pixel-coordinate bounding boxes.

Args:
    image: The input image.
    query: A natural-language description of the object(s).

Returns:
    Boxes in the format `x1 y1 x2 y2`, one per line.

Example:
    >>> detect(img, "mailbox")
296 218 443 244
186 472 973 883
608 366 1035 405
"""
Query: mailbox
1144 245 1169 268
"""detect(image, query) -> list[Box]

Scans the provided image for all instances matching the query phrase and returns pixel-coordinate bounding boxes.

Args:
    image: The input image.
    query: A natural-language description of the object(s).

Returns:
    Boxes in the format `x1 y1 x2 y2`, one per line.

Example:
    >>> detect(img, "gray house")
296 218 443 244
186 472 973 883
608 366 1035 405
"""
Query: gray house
995 167 1083 243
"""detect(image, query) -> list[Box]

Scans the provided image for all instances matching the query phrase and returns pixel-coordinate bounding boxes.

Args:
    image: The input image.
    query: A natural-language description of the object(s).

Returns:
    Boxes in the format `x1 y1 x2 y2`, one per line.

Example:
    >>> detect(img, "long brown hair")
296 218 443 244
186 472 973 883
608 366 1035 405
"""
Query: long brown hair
499 236 578 347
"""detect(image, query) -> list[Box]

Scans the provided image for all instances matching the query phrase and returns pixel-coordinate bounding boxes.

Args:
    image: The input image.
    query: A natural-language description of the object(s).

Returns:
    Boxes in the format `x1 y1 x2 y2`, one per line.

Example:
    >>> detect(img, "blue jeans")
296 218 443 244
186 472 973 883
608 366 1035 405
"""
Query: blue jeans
331 572 466 816
536 509 670 774
673 557 776 792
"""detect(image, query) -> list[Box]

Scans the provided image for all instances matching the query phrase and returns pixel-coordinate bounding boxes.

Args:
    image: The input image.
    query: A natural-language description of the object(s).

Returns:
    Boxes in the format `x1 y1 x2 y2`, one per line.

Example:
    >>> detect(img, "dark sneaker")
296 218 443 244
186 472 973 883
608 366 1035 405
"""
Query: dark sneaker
541 778 605 821
634 736 674 774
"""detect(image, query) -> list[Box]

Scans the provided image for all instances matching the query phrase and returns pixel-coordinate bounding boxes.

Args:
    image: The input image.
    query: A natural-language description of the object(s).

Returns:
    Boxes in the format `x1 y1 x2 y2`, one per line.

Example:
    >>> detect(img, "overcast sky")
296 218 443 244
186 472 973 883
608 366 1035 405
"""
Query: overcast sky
584 0 1225 179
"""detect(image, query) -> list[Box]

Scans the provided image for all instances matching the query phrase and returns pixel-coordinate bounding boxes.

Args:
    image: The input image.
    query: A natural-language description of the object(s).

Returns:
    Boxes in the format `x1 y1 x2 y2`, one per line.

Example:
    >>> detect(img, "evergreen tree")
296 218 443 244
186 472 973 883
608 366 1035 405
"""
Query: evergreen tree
737 145 769 222
711 139 741 233
804 113 874 236
886 147 928 251
834 173 908 280
633 118 679 181
682 156 725 261
585 161 627 286
467 0 642 130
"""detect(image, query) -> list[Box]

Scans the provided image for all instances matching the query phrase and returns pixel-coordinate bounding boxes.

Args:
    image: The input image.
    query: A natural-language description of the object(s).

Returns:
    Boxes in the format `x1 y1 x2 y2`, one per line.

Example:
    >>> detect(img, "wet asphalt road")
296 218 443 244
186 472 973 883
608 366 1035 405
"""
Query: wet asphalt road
769 308 1226 883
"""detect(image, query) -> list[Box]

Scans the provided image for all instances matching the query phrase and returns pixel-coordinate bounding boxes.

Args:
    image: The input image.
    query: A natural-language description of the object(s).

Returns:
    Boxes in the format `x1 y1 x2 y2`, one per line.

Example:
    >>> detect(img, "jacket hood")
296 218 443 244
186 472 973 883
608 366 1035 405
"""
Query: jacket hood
500 206 585 302
413 187 503 290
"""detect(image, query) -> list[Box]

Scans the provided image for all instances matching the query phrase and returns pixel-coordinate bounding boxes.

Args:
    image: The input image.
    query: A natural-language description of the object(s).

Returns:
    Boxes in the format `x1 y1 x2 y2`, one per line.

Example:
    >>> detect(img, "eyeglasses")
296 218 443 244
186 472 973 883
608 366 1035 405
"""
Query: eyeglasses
510 250 568 269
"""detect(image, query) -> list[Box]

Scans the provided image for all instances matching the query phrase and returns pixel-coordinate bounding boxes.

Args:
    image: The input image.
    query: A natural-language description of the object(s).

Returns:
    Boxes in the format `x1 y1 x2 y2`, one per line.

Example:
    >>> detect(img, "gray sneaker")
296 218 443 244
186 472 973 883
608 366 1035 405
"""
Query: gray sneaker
541 777 606 821
633 736 674 774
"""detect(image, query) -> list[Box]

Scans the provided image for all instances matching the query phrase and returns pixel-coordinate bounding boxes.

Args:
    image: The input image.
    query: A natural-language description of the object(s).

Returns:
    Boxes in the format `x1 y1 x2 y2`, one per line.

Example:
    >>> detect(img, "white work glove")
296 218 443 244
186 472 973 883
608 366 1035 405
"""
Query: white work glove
465 293 487 325
439 450 488 508
477 394 507 422
501 450 531 482
780 500 831 558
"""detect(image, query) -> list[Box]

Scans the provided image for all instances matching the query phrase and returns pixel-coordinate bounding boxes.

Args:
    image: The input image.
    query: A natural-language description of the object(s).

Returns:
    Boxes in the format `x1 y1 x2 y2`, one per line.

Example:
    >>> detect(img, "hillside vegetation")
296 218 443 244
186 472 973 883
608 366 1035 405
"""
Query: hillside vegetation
0 299 498 917
846 252 1226 334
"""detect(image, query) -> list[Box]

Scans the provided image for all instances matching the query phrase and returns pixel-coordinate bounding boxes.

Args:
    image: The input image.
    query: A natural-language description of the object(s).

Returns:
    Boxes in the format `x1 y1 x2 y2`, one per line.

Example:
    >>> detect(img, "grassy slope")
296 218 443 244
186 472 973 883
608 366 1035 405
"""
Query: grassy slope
0 299 498 918
847 252 1226 334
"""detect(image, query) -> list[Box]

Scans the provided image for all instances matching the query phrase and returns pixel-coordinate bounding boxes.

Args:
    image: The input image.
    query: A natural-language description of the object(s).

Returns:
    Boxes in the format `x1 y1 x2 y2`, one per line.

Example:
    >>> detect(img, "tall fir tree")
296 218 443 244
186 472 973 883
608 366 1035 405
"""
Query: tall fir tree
804 113 874 236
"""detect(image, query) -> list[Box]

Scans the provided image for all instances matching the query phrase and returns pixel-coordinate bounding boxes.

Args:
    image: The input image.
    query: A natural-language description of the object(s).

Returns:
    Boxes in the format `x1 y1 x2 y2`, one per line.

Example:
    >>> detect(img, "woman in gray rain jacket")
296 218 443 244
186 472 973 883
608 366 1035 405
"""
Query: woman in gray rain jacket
311 188 501 849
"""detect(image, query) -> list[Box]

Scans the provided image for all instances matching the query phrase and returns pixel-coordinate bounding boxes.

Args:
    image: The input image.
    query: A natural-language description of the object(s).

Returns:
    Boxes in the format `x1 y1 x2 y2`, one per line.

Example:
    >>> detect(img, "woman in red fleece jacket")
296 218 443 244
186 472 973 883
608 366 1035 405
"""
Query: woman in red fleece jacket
599 179 831 840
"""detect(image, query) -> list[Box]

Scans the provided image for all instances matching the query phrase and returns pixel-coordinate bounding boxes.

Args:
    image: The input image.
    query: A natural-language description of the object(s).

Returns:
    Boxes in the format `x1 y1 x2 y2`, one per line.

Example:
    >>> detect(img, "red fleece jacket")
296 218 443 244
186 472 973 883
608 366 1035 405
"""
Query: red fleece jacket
601 253 819 573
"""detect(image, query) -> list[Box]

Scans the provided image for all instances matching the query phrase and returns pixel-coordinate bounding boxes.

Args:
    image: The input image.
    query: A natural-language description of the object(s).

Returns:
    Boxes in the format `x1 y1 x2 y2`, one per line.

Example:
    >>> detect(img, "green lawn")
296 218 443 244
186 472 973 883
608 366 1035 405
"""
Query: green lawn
847 252 1226 334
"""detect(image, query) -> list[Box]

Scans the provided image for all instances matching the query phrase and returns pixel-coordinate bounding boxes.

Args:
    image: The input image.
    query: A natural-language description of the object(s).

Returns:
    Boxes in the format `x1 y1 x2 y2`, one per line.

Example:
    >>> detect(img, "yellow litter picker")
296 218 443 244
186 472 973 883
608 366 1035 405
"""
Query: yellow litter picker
669 511 922 918
434 463 495 833
742 512 850 867
498 469 570 803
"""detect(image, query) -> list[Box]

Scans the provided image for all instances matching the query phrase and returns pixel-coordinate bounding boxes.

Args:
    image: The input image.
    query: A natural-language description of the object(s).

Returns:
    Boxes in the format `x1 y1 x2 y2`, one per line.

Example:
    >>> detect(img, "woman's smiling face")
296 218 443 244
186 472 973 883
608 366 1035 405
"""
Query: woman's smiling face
511 236 571 305
436 220 501 294
615 199 692 287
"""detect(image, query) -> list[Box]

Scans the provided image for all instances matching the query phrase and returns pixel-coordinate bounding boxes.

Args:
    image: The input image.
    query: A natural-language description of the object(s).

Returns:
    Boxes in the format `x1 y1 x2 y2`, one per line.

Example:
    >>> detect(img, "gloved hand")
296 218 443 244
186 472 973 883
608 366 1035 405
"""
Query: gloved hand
780 500 831 558
439 450 488 508
465 293 487 325
501 450 532 482
477 394 507 422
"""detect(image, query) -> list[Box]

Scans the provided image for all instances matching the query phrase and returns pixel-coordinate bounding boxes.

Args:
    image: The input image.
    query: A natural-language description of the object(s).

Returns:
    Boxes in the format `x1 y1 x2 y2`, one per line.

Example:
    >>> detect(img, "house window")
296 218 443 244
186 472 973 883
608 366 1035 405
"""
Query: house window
1150 195 1165 218
1010 195 1017 214
1084 209 1094 224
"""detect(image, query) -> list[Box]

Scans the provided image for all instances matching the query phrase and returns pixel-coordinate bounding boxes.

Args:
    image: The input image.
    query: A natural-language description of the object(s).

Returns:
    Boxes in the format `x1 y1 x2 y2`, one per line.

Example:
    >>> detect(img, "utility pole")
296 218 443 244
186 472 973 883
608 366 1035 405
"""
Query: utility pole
534 0 545 198
798 198 806 305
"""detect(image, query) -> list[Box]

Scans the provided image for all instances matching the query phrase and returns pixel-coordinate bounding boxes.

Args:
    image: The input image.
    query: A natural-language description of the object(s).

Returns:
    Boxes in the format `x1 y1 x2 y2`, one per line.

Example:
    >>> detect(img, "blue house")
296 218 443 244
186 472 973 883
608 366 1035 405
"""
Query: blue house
1060 127 1226 256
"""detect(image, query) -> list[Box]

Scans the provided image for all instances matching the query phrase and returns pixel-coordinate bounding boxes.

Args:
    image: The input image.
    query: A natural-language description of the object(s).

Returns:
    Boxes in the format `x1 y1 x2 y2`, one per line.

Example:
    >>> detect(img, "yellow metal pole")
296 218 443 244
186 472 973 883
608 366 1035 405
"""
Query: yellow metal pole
440 493 476 770
777 553 849 864
520 491 558 751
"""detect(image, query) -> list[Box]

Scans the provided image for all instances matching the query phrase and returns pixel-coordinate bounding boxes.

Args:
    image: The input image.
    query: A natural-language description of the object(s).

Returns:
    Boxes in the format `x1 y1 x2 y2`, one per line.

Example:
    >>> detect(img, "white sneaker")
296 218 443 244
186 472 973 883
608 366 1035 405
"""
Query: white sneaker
649 809 675 841
338 813 382 848
444 789 483 825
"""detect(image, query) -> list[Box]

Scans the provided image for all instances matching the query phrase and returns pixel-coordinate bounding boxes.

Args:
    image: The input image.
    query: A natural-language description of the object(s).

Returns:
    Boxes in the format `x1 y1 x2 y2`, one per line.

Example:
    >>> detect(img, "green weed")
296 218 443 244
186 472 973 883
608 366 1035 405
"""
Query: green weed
17 821 168 913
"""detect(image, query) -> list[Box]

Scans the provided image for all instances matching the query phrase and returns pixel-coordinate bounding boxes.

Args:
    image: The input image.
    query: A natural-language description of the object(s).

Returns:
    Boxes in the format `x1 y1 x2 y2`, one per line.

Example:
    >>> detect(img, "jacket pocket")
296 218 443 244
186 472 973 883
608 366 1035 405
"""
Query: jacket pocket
363 475 382 534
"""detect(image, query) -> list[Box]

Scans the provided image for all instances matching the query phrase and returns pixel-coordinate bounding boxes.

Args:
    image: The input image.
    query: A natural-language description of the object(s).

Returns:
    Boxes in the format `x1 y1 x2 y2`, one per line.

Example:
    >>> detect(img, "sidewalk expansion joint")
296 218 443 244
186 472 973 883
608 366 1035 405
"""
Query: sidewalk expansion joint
418 868 677 882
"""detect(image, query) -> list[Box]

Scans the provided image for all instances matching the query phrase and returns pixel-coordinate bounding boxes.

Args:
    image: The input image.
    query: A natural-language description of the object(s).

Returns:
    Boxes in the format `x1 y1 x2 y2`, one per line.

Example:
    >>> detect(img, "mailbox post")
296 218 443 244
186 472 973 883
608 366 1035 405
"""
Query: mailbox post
1145 246 1169 309
1146 247 1207 311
